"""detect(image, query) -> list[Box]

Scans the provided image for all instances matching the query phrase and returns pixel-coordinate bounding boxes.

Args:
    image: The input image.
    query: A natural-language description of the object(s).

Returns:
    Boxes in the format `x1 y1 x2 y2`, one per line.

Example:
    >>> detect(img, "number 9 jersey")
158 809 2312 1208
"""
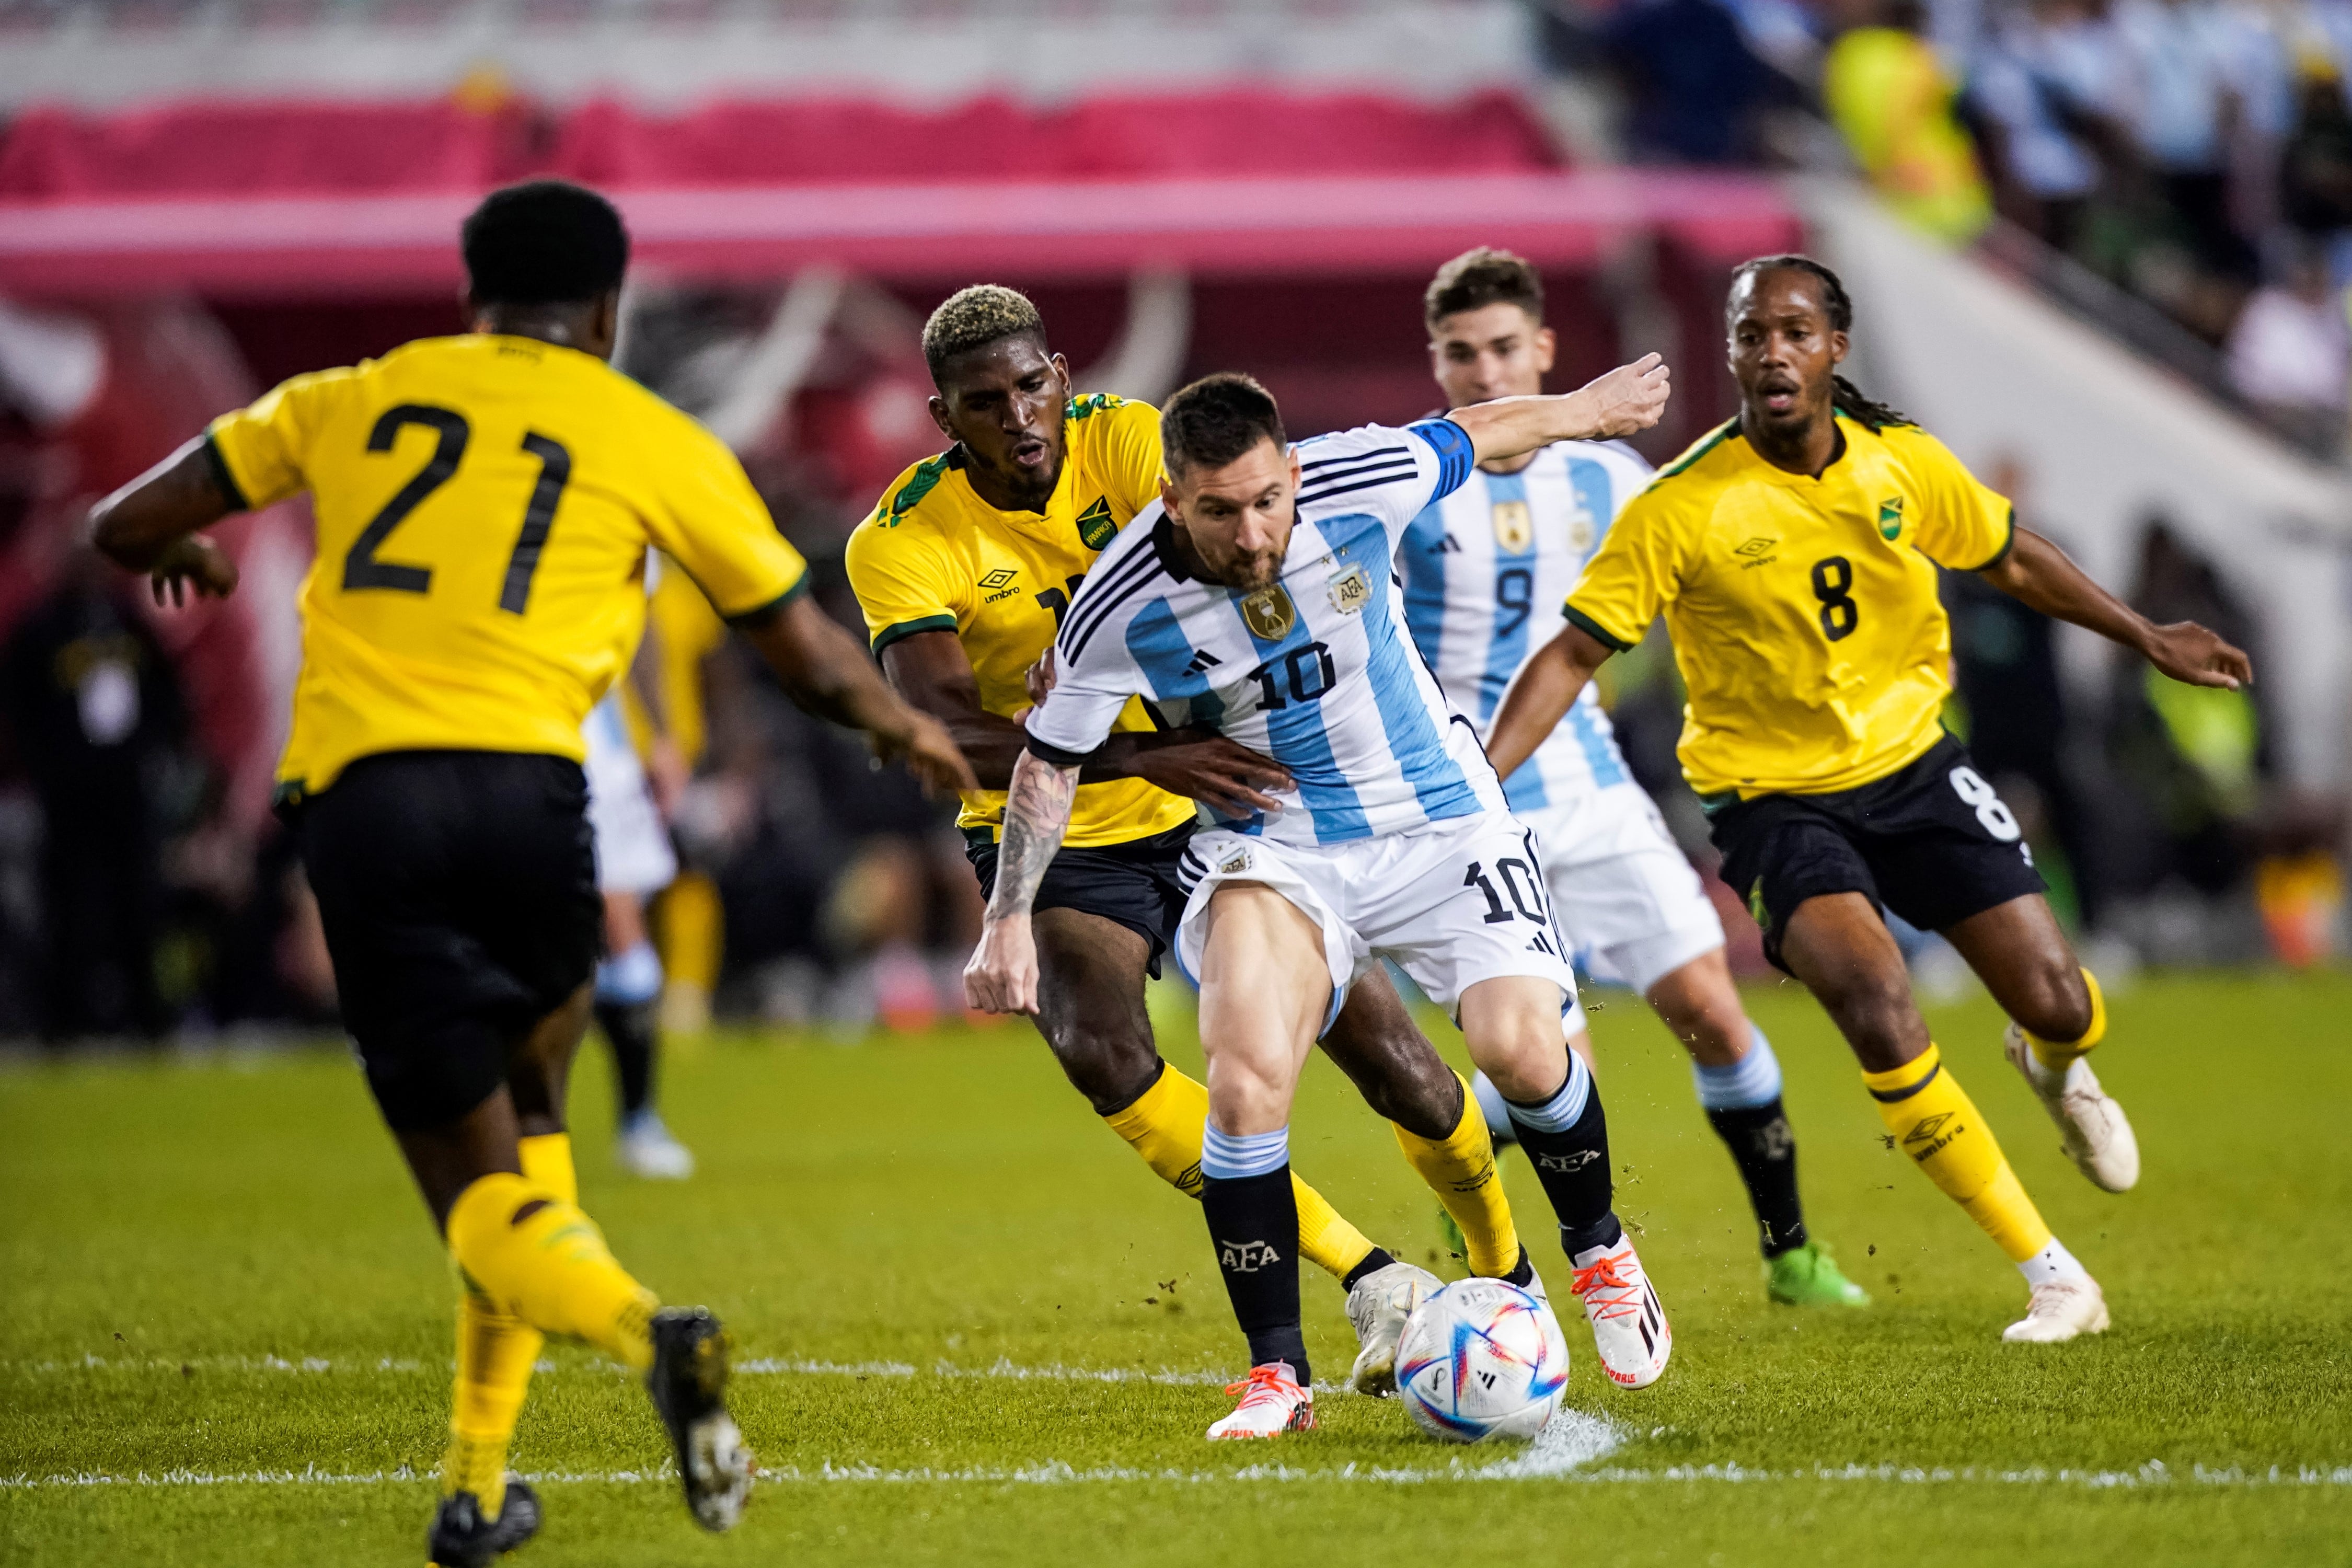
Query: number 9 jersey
1562 413 2014 800
206 334 809 804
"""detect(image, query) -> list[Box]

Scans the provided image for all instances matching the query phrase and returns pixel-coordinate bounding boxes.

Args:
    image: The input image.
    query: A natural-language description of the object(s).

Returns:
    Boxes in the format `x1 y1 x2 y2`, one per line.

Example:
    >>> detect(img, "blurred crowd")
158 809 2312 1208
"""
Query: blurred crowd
1562 0 2352 451
1 264 2332 1049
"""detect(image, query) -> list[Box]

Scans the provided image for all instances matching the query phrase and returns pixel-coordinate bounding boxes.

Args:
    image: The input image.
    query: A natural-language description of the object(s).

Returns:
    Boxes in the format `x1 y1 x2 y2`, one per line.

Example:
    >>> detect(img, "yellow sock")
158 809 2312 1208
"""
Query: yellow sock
442 1288 540 1514
1290 1172 1378 1282
1392 1072 1520 1277
447 1174 659 1370
518 1132 577 1205
1863 1045 2052 1262
1102 1063 1377 1280
2025 968 2107 1070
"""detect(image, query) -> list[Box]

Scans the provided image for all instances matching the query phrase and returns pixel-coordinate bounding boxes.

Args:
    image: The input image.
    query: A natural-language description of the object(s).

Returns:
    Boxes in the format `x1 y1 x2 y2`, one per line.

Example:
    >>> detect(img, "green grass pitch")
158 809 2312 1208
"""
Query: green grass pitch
4 971 2349 1565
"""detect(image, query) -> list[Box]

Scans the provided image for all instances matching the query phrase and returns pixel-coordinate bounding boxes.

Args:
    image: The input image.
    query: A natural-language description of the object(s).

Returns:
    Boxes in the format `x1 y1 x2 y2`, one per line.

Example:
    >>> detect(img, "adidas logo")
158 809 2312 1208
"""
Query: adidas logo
1184 648 1223 676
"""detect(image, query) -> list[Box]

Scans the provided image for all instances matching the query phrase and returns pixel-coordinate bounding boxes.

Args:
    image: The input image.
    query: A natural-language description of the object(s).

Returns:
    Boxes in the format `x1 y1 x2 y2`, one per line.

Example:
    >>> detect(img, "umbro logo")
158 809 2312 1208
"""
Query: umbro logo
1904 1113 1955 1145
979 568 1018 590
1735 537 1776 557
1184 648 1223 676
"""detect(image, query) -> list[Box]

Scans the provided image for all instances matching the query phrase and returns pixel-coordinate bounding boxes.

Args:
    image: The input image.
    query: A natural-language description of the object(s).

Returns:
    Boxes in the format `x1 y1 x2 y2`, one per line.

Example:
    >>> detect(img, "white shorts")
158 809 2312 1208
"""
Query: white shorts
1173 812 1580 1025
1515 788 1723 996
583 694 677 897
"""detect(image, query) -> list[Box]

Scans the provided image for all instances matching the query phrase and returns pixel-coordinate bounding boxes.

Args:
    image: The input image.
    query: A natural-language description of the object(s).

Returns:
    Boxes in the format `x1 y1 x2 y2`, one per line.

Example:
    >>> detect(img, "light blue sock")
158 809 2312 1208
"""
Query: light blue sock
1469 1070 1520 1150
1201 1123 1290 1181
1691 1027 1783 1111
1500 1049 1592 1134
596 940 663 1007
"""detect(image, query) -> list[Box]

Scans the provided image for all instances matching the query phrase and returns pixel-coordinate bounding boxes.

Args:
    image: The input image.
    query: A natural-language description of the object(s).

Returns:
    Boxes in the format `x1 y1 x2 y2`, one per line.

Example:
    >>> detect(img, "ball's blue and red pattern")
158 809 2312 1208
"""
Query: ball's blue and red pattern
1395 1277 1570 1443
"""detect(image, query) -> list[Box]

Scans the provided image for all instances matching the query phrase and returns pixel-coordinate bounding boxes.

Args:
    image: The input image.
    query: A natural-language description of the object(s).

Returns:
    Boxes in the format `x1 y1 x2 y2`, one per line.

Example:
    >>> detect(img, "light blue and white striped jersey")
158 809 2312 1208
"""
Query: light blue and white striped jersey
1396 439 1653 815
1026 420 1507 848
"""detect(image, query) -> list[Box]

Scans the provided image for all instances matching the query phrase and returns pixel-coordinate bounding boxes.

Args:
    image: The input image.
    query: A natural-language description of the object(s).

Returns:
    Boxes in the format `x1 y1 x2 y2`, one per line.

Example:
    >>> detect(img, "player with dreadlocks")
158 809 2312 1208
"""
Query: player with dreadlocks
1485 255 2251 1341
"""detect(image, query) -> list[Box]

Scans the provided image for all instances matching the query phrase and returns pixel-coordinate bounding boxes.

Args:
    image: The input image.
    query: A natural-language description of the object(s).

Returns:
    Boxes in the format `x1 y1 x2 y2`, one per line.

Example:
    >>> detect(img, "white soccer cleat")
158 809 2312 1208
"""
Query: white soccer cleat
1344 1259 1443 1396
2003 1024 2138 1193
617 1112 697 1181
2001 1275 2111 1343
1569 1237 1672 1388
1205 1362 1316 1440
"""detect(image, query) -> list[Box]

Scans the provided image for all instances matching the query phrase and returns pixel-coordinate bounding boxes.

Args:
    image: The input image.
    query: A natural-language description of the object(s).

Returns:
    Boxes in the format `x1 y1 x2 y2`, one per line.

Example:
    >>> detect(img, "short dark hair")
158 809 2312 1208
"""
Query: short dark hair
1425 247 1545 329
1161 373 1287 476
921 285 1048 383
461 180 629 307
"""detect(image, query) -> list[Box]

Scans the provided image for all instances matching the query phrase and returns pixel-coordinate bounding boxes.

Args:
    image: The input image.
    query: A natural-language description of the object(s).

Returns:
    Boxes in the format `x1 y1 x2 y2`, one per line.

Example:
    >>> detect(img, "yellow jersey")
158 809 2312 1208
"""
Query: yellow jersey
844 393 1195 847
1564 414 2012 798
206 334 807 801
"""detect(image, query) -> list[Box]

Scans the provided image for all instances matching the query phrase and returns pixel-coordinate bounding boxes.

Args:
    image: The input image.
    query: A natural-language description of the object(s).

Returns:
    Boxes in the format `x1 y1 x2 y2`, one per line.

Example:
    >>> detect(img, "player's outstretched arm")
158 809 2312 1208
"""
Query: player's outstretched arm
963 747 1080 1016
1484 622 1617 779
88 437 242 605
1445 353 1671 467
1981 526 2253 690
737 595 978 797
886 633 1290 815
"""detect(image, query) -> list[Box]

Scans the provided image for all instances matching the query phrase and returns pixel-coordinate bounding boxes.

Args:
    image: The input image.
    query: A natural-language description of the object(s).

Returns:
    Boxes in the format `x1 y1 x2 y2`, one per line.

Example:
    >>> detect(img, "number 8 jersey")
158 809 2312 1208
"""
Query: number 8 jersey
206 334 808 803
1025 419 1513 849
1562 413 2015 800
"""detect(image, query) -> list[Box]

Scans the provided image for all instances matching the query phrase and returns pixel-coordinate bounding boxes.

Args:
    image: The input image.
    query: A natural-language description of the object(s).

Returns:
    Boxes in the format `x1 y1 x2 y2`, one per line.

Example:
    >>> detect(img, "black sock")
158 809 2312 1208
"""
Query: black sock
1705 1098 1808 1259
1341 1247 1398 1294
596 999 658 1121
1502 1246 1535 1288
1503 1076 1622 1259
1202 1167 1308 1381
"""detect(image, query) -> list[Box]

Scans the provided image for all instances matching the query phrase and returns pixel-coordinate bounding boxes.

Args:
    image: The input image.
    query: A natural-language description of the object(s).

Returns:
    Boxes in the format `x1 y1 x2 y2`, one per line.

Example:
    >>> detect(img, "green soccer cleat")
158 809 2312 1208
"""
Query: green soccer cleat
1767 1242 1871 1307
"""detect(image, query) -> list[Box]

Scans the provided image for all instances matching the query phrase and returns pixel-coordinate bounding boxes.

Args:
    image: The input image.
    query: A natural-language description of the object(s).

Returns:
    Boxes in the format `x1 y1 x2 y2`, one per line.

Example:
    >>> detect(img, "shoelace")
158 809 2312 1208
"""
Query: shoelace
1222 1365 1300 1409
1570 1253 1643 1322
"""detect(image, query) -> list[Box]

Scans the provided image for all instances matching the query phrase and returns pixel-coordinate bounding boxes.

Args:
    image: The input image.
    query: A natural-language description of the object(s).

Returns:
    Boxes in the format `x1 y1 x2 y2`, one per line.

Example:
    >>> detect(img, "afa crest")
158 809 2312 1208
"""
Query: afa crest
1239 585 1298 640
1491 499 1533 554
1327 564 1371 615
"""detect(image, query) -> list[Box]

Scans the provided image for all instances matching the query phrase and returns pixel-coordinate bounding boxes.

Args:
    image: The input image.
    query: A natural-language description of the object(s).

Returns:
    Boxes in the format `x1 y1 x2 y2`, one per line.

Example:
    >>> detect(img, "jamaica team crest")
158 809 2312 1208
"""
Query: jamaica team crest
1239 585 1298 640
1878 495 1905 540
1075 496 1116 552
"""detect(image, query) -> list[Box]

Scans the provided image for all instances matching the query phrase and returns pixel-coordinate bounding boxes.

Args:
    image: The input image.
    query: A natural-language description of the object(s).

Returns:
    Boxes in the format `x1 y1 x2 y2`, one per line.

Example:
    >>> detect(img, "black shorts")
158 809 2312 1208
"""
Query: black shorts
966 823 1193 977
295 750 602 1131
1708 735 2046 974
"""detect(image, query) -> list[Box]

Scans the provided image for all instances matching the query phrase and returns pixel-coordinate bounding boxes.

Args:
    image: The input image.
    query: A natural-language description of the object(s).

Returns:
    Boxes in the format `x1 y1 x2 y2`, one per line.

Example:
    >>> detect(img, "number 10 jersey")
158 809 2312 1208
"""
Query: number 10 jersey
1025 419 1511 851
206 334 808 802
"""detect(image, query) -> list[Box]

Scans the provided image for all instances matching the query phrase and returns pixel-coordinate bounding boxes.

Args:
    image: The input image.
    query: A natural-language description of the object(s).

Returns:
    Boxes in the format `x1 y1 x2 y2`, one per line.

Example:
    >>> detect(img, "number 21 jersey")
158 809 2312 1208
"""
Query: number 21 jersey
206 334 808 802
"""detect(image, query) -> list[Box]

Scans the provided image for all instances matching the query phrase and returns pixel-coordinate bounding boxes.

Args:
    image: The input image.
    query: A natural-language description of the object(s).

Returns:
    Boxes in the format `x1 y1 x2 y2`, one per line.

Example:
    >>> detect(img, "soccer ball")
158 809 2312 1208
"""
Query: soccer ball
1394 1277 1569 1443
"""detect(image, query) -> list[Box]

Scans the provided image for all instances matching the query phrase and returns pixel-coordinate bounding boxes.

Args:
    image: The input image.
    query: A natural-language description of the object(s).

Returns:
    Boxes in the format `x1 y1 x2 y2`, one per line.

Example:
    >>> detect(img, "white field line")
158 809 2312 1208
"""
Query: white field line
10 1452 2352 1493
11 1358 2347 1494
14 1354 1241 1387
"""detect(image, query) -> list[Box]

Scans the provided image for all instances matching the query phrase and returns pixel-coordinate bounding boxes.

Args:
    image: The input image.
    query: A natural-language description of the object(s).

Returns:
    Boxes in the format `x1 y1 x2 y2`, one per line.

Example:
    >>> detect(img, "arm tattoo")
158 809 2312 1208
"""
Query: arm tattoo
988 748 1079 921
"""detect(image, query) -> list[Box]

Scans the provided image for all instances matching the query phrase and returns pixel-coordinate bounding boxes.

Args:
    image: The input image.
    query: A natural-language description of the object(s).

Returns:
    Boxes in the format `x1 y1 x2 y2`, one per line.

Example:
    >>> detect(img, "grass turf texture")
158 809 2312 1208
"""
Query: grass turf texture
4 971 2348 1565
